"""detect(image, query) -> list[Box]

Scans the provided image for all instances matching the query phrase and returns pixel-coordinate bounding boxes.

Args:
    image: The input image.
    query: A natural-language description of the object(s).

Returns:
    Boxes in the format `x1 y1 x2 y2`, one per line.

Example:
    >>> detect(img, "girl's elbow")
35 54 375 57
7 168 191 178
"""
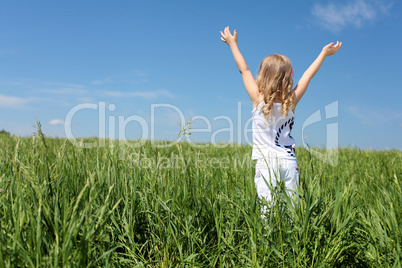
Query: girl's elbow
239 66 250 74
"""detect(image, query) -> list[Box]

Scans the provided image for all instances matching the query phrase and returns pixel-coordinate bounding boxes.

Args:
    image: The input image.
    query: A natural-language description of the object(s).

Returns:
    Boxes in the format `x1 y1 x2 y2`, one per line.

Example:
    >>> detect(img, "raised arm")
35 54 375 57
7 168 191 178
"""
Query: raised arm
220 26 259 105
293 41 342 106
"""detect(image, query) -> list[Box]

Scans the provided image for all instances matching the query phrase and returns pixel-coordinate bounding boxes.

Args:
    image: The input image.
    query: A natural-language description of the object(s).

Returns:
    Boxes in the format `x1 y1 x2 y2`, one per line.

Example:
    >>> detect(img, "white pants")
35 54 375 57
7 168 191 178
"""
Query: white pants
254 157 299 204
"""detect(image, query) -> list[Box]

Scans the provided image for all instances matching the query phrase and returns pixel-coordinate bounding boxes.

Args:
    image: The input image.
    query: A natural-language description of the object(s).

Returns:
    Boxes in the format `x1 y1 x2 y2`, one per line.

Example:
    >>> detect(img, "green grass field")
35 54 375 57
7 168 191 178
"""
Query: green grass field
0 128 401 267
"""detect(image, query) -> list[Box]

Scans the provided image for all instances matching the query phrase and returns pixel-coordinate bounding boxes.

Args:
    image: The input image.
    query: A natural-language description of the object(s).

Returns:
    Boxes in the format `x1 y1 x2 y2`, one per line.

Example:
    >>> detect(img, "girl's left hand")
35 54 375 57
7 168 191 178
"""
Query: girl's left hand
220 26 237 46
322 41 342 57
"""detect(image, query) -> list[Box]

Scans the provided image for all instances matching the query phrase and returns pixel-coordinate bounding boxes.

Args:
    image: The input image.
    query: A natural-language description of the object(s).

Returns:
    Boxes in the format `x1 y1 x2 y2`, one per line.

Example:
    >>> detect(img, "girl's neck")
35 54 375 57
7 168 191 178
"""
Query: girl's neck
258 93 282 103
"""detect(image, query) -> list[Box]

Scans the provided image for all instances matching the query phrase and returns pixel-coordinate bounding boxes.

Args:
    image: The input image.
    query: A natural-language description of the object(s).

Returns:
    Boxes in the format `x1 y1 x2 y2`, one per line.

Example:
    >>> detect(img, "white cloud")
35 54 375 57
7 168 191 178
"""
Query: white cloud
312 0 391 32
91 71 148 85
347 105 402 126
92 78 113 85
0 94 29 108
77 97 96 103
39 87 88 95
49 119 66 126
105 89 173 99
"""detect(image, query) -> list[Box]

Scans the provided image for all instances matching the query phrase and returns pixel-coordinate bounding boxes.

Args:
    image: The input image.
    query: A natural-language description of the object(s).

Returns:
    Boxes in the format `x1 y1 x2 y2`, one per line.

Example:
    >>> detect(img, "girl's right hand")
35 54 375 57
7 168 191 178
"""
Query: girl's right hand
322 41 342 57
220 26 237 47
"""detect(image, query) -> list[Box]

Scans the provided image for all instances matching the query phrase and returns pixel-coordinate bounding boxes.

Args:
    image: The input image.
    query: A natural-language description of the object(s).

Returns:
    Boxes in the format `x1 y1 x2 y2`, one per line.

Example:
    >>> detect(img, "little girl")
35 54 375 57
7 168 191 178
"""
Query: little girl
220 26 342 207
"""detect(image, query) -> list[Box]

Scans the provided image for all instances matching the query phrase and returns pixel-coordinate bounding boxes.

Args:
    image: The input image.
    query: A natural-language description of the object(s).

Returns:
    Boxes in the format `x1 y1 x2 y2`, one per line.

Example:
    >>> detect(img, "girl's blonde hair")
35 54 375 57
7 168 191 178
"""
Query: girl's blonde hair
256 54 295 119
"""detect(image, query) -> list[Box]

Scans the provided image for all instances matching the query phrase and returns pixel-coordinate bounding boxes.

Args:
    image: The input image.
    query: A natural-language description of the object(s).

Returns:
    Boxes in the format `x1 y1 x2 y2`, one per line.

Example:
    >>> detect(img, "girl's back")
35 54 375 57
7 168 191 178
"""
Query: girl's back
252 102 296 160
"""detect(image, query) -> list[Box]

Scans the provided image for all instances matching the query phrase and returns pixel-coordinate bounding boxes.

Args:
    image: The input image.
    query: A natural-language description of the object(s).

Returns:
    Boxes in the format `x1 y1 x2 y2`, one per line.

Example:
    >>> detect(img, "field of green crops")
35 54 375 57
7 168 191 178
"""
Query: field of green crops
0 127 401 267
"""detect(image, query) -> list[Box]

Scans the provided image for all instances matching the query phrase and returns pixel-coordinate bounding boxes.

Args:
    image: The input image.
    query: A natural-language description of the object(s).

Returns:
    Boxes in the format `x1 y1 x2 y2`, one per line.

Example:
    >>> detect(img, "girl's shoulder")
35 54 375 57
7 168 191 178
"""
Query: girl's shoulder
252 100 266 112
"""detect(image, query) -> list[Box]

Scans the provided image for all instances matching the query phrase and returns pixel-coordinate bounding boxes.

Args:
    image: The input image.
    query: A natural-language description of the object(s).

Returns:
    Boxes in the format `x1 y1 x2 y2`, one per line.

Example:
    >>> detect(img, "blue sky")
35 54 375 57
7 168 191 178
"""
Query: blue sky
0 0 401 150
